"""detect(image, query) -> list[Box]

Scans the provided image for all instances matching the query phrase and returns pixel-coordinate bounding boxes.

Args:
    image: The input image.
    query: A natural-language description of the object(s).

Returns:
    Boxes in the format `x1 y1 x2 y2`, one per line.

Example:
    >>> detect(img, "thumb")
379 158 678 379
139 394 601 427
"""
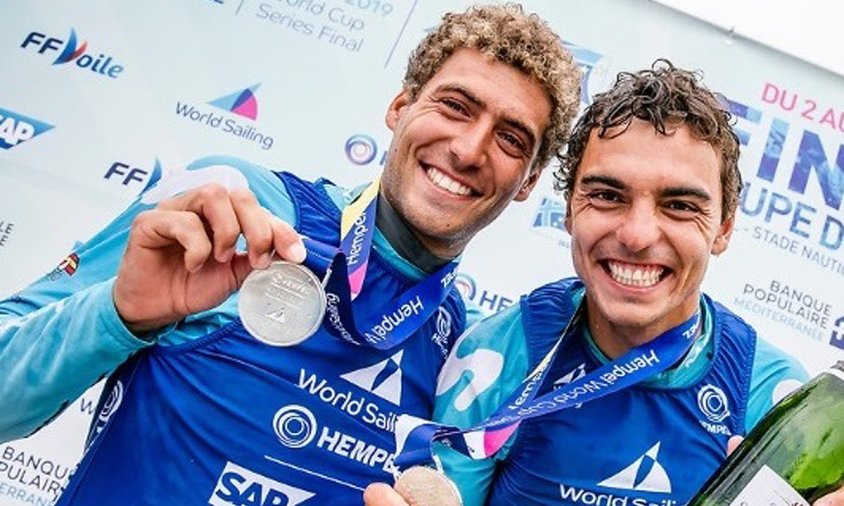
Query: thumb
726 435 743 456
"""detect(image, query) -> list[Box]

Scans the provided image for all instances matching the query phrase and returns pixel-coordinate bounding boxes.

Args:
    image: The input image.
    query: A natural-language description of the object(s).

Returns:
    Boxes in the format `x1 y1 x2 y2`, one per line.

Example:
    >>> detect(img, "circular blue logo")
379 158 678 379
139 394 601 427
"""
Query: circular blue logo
273 404 318 448
345 134 378 165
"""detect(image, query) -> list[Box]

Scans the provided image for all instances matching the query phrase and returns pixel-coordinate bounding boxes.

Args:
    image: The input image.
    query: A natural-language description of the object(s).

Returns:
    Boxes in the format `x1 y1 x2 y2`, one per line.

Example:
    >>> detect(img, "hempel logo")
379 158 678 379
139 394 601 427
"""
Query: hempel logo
0 107 53 149
697 384 732 436
271 404 396 473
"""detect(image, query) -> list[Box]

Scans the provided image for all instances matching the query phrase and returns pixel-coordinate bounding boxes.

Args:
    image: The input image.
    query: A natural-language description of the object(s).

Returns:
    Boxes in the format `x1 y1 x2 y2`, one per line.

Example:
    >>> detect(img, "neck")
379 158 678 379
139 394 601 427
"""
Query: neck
376 193 454 273
586 299 700 360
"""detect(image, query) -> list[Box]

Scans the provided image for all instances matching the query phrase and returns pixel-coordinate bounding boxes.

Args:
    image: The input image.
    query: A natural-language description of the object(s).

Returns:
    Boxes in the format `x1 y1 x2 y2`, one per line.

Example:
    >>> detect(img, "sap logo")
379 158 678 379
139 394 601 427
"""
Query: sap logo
340 350 404 405
344 134 387 166
831 315 844 350
209 461 314 506
20 29 125 78
273 405 318 449
103 160 163 193
0 107 53 149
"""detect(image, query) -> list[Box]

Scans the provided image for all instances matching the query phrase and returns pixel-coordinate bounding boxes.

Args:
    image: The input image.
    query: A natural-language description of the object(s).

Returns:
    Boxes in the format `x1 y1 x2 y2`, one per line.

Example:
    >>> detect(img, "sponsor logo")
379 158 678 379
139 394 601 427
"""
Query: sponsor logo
552 363 587 409
20 29 125 78
561 40 611 107
597 441 672 493
831 315 844 350
175 86 274 150
103 160 163 194
532 195 571 250
453 272 514 313
697 384 732 436
296 369 398 432
270 404 395 473
436 339 504 412
273 405 318 449
559 442 678 505
47 252 80 281
209 461 314 506
430 307 452 358
454 273 476 301
340 350 404 405
86 380 124 449
0 219 14 249
209 85 260 120
0 107 53 150
733 279 834 342
344 134 379 165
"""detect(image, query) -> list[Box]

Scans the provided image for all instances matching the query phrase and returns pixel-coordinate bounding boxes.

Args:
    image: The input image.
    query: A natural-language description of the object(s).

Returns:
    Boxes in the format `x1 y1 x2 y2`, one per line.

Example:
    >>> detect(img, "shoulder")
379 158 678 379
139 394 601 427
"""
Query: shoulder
434 304 529 422
746 334 809 430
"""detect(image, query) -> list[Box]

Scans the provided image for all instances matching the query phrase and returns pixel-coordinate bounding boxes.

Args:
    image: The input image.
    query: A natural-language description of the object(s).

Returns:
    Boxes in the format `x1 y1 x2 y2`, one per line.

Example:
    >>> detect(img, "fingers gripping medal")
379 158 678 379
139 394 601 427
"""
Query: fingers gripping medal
238 261 326 346
394 465 463 506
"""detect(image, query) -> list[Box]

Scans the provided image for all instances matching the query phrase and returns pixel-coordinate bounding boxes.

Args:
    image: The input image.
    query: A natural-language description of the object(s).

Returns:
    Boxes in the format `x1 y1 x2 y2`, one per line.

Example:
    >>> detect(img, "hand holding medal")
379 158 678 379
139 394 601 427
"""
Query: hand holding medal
114 183 306 335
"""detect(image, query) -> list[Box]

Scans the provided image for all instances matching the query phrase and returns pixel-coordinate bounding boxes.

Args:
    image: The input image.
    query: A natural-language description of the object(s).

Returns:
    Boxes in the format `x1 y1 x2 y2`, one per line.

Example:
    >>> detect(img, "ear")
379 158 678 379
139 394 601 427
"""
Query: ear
513 169 541 202
564 201 573 234
385 89 410 131
711 214 735 255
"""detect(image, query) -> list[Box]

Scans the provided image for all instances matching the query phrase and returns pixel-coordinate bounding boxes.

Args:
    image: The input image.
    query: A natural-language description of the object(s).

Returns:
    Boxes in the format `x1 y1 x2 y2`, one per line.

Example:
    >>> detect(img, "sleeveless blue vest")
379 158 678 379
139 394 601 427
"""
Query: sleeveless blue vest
488 279 755 506
59 173 466 505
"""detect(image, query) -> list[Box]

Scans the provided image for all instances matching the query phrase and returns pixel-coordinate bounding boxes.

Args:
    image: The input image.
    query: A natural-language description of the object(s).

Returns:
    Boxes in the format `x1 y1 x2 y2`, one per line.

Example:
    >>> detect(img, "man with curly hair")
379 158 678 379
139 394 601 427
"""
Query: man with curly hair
365 61 844 505
0 4 579 505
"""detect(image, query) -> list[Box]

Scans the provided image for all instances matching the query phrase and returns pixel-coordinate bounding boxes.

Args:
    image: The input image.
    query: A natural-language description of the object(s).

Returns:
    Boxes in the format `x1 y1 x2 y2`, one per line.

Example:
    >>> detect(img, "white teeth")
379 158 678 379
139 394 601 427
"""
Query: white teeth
426 167 472 196
608 261 664 288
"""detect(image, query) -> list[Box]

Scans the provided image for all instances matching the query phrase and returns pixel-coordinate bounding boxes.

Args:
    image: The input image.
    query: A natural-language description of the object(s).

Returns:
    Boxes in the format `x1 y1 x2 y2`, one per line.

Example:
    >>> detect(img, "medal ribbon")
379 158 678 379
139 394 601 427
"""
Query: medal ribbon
302 179 458 350
393 305 701 468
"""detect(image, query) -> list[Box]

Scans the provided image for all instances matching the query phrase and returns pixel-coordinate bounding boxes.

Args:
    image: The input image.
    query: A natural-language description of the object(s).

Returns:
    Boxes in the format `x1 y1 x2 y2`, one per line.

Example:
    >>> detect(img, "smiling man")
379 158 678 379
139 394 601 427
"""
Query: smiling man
364 61 841 506
0 4 580 505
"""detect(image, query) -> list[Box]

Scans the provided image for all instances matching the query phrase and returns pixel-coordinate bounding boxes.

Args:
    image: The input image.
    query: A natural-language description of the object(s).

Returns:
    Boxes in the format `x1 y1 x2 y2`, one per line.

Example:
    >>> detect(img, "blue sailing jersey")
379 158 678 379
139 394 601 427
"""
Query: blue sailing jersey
434 278 809 506
0 157 466 505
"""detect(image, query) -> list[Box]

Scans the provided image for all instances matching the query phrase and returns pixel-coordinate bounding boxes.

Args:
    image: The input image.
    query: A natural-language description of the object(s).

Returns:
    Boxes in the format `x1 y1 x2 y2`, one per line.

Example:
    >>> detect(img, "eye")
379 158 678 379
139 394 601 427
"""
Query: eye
589 190 623 203
497 130 528 156
440 97 468 115
665 200 700 213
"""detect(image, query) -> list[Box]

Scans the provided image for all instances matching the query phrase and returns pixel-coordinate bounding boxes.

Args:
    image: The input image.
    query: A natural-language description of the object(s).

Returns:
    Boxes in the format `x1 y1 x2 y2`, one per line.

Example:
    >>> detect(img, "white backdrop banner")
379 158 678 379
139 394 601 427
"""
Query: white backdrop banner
1 1 842 504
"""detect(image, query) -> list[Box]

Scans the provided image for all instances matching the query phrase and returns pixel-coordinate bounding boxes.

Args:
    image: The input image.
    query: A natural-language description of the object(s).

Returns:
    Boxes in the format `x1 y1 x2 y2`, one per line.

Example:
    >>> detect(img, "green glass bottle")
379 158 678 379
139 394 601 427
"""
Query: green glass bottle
688 361 844 505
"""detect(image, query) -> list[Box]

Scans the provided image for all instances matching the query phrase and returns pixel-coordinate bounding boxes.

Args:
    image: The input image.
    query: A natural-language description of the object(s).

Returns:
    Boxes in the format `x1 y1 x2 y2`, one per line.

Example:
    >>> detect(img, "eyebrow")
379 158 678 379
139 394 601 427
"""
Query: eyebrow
580 174 713 201
434 83 538 150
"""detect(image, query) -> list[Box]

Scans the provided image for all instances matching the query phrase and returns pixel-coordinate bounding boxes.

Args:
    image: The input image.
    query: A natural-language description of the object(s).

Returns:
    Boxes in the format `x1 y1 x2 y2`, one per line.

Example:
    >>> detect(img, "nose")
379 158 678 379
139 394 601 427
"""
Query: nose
615 201 661 253
450 122 490 171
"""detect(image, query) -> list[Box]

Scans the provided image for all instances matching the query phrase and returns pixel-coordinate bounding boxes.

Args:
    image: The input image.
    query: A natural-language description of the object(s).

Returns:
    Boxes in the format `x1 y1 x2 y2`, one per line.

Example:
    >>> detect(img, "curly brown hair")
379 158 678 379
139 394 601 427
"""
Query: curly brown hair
556 59 742 221
403 3 581 173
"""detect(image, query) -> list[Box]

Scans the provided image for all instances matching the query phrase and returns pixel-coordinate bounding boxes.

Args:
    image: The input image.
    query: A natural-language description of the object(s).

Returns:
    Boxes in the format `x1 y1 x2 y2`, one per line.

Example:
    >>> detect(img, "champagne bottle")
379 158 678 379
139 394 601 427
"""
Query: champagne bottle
688 361 844 505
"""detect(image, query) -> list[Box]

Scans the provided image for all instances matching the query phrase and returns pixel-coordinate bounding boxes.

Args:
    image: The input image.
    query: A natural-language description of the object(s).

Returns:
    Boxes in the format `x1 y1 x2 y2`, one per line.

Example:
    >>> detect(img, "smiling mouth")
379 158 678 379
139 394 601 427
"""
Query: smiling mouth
425 166 474 196
605 260 667 288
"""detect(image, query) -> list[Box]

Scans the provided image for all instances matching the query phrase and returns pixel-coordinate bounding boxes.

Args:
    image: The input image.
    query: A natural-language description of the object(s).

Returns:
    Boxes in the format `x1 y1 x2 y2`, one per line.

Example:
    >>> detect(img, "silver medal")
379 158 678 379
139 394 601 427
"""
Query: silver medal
238 261 326 346
394 466 463 506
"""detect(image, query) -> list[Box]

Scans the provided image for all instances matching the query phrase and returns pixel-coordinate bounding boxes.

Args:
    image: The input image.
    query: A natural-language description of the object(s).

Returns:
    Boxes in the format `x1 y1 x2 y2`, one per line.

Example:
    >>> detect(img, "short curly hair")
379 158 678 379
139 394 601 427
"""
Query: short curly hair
556 59 742 221
403 3 581 173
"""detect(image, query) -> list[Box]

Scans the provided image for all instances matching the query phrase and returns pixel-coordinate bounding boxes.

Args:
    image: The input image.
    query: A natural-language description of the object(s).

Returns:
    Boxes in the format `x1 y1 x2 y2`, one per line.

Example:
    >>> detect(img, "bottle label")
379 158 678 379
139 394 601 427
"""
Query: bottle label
729 465 808 506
